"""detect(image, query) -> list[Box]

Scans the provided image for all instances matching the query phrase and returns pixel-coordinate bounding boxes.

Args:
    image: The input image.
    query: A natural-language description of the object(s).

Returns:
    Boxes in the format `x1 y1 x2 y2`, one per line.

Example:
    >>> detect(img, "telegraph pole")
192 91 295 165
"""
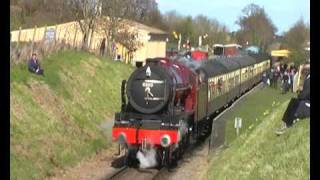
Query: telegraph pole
199 35 202 47
178 34 182 51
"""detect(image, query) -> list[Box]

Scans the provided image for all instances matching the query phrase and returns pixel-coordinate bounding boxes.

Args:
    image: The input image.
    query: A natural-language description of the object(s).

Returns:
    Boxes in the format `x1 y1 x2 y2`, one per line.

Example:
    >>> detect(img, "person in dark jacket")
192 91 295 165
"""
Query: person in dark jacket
275 74 310 135
262 71 268 87
28 53 44 75
273 67 280 89
269 68 274 87
281 71 289 93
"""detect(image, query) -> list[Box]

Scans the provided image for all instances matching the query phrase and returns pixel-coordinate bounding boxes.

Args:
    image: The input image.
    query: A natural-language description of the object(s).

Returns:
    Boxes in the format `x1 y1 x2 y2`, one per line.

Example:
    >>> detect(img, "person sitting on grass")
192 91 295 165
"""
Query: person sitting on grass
28 53 44 75
275 73 310 135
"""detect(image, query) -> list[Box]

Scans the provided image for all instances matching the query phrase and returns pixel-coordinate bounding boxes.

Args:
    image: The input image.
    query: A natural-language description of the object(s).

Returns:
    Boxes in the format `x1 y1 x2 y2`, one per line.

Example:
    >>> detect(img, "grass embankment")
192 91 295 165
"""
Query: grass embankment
10 50 134 179
224 87 294 144
206 87 309 179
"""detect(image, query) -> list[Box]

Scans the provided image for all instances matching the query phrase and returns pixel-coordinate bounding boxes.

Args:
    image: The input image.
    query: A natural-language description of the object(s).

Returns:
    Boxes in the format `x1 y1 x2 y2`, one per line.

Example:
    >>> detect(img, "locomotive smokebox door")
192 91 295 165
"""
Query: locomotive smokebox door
127 64 172 114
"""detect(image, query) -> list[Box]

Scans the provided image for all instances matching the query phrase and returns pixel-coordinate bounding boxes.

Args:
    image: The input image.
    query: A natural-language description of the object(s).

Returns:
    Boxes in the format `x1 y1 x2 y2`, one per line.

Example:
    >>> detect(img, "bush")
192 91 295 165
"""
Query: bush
289 49 307 65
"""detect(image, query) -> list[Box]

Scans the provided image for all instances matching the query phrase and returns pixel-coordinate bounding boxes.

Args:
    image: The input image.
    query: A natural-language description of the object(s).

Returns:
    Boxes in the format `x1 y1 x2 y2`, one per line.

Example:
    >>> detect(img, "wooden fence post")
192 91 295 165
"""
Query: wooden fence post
43 25 47 42
87 29 91 50
55 25 58 44
73 28 78 49
17 26 22 47
32 25 37 53
32 25 37 43
89 28 95 51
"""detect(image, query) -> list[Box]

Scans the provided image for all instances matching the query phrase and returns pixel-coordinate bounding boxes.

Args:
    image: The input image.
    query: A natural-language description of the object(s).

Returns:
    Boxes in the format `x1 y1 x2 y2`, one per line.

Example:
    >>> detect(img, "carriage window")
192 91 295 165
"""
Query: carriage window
214 77 219 97
199 71 205 84
218 77 223 94
210 80 216 99
228 74 233 89
244 69 248 78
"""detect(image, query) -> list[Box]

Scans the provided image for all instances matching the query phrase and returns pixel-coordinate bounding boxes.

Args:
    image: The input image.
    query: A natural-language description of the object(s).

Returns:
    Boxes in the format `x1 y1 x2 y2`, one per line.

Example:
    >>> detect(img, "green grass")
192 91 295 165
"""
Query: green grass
10 50 134 180
224 87 294 145
205 88 309 180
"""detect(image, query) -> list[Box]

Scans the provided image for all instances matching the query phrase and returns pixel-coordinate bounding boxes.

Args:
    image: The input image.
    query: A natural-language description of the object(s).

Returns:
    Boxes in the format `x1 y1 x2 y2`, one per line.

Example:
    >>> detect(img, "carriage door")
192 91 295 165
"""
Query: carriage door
196 72 208 121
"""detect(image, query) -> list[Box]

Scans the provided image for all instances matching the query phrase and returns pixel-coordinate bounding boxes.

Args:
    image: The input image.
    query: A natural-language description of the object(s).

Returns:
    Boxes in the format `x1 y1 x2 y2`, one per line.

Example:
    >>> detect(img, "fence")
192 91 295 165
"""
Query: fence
10 21 109 66
10 21 105 50
10 19 167 67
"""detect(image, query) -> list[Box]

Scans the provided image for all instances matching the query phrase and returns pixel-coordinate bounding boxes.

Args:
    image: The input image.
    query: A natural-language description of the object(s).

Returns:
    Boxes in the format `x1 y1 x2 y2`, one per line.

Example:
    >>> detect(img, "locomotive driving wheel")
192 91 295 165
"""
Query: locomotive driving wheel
124 147 138 167
161 147 175 168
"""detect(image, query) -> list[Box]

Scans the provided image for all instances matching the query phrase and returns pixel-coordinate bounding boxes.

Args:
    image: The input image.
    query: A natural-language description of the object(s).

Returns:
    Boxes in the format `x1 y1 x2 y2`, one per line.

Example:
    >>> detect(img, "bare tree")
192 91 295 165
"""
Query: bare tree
98 0 127 56
162 12 230 48
98 0 148 57
162 10 184 43
283 19 309 50
235 3 277 51
69 0 102 50
283 19 310 64
114 29 142 63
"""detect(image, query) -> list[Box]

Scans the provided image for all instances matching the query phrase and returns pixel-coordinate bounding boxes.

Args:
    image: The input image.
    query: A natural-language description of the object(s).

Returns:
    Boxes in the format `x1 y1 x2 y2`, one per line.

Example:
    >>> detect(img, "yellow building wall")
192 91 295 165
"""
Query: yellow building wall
146 41 166 58
133 42 148 64
130 41 166 65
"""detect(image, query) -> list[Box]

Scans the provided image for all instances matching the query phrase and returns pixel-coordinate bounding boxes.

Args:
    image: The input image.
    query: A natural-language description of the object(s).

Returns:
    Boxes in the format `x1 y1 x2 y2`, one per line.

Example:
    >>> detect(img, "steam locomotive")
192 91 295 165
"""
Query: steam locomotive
112 53 270 167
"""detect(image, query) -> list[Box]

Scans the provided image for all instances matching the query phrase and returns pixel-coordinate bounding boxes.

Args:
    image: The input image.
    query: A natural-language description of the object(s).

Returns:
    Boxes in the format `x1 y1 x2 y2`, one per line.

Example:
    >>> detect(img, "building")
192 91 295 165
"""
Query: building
223 44 242 57
213 44 224 56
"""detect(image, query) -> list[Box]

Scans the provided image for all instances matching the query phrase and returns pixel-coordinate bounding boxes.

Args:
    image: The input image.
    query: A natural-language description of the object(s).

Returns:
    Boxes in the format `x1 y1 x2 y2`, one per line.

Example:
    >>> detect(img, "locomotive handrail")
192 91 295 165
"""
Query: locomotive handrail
121 80 127 112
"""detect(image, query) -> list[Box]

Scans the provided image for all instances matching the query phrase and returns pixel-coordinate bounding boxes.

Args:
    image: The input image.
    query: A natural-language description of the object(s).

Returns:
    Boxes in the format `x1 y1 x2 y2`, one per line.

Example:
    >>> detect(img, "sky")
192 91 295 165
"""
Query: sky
156 0 310 35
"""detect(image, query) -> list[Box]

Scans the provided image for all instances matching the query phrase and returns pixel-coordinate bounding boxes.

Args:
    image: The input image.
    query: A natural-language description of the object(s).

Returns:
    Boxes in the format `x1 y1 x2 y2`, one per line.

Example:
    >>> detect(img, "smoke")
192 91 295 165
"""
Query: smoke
136 148 158 169
178 120 188 140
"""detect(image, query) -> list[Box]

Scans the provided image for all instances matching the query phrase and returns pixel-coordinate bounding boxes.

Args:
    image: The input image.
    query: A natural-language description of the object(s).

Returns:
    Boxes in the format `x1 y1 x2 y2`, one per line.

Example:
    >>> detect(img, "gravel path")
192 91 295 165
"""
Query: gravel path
46 119 120 180
46 145 119 180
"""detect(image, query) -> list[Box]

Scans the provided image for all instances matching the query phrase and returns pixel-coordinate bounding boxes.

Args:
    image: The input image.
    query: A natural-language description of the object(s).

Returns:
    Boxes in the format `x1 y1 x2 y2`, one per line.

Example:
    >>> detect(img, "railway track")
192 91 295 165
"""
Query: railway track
104 166 165 180
104 130 211 180
104 166 128 180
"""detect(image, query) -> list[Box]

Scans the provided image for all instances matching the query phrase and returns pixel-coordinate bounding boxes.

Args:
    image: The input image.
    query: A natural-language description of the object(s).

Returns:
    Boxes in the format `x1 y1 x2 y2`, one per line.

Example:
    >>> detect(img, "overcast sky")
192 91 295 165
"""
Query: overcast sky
156 0 310 35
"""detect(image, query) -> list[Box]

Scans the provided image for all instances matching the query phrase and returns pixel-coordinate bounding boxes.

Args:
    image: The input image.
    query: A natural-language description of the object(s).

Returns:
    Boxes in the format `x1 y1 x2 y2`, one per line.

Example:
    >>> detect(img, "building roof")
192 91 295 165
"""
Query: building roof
119 18 167 35
246 46 260 54
129 21 167 35
224 44 242 48
271 50 290 58
213 44 224 47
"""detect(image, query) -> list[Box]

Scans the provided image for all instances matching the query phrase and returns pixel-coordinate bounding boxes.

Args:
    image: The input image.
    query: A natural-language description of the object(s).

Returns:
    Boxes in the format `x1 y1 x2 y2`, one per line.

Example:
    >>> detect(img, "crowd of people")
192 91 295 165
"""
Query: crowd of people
261 62 310 135
262 63 298 93
262 62 311 135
